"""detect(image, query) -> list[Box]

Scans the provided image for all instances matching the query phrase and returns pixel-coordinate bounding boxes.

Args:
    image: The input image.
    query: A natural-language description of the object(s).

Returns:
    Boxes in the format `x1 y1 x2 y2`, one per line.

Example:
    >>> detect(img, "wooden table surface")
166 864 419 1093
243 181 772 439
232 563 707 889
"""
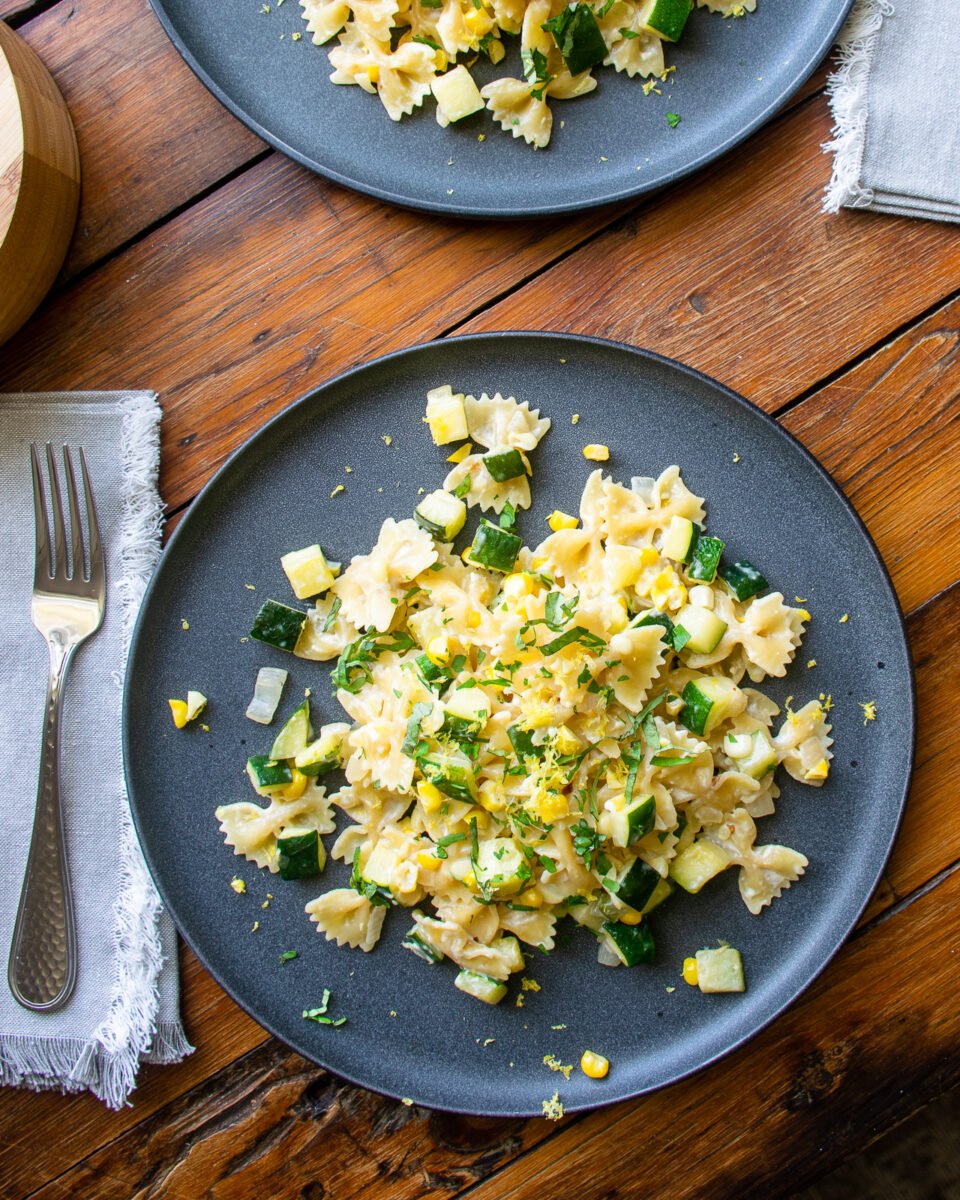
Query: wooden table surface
2 0 958 1196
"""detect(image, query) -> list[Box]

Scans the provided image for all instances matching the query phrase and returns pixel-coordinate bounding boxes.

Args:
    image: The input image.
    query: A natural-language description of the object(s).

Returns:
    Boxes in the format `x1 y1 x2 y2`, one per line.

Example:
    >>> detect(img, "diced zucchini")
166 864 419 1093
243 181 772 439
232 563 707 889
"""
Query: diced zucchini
277 827 327 880
402 929 443 964
724 727 777 779
543 2 607 76
296 721 350 776
613 857 662 910
640 876 674 915
695 945 745 994
415 489 467 542
467 521 522 573
474 837 527 897
281 544 338 599
687 535 725 583
719 558 769 601
425 385 469 445
679 675 740 735
483 449 526 482
454 969 508 1005
661 516 696 563
442 687 490 738
250 600 308 652
600 919 655 966
669 840 730 893
422 750 478 802
598 794 656 849
492 934 524 973
674 603 727 654
431 64 484 123
639 0 692 42
270 699 313 760
246 755 293 796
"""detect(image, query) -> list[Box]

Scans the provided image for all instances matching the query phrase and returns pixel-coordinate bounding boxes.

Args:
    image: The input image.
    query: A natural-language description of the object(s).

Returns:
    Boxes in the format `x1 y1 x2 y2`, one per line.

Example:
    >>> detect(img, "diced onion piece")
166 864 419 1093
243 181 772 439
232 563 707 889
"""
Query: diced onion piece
246 666 289 724
596 939 622 967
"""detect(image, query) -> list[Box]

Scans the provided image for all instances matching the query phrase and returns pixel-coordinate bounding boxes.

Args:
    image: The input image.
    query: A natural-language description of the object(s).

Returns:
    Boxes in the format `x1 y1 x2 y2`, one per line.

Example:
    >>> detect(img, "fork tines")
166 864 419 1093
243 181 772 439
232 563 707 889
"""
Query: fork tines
30 444 104 594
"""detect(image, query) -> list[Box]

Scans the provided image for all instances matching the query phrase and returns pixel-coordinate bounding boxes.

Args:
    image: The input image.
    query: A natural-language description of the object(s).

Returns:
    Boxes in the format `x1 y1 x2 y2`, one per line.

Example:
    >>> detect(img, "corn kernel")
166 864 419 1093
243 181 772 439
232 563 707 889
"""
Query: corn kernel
280 768 309 801
583 444 610 462
417 780 444 812
417 851 443 870
682 957 699 986
804 758 830 782
547 510 579 532
639 546 659 567
487 37 505 63
425 635 450 666
534 790 569 822
580 1050 609 1079
478 781 507 813
467 611 482 629
464 5 493 34
531 554 548 570
463 870 477 889
446 442 472 464
366 63 380 83
168 699 188 729
433 49 447 70
501 572 536 601
619 908 643 926
517 888 543 908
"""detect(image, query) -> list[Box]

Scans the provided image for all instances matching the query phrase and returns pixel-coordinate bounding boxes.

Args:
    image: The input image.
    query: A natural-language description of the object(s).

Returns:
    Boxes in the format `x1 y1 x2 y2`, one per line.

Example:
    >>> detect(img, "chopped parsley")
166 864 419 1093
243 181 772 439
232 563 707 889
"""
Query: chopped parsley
320 595 342 633
666 112 682 128
279 950 299 965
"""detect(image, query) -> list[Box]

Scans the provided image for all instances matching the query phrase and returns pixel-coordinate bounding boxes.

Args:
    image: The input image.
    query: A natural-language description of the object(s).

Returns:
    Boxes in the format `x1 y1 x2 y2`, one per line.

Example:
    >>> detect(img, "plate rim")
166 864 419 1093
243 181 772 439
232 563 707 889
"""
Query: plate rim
145 0 854 219
124 330 915 1115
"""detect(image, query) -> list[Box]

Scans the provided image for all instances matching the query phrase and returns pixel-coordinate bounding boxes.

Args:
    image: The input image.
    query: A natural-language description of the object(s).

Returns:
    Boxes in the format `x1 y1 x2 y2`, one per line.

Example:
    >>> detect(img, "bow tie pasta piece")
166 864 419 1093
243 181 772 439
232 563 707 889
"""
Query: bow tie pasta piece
597 2 666 76
216 783 335 871
295 594 360 662
442 391 551 512
301 0 351 44
329 27 437 121
307 889 387 950
480 77 554 148
332 517 437 632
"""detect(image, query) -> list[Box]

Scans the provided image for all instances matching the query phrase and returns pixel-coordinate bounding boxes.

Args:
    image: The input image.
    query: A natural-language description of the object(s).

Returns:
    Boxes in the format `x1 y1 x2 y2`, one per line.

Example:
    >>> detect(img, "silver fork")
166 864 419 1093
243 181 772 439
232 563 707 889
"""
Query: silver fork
8 446 105 1011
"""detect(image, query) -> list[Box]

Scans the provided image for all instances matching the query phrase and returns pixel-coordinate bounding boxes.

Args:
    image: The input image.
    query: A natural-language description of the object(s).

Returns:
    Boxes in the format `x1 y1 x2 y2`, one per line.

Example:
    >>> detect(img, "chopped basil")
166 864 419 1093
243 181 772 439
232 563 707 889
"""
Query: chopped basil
666 112 682 128
320 596 342 633
565 894 588 906
435 832 466 860
571 818 603 870
544 590 579 631
332 631 416 694
499 500 517 530
618 26 640 37
651 749 695 767
453 477 471 498
401 701 433 758
540 625 605 655
672 623 691 651
279 950 299 965
539 854 558 873
411 33 441 48
521 46 555 100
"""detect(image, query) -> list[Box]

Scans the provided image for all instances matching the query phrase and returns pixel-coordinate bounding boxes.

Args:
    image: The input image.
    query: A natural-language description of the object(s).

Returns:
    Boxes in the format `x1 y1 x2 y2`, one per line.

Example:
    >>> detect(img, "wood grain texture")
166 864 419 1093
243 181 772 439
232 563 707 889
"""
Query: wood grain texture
19 832 960 1200
4 570 957 1200
460 101 960 413
0 151 612 508
16 0 264 278
0 19 78 343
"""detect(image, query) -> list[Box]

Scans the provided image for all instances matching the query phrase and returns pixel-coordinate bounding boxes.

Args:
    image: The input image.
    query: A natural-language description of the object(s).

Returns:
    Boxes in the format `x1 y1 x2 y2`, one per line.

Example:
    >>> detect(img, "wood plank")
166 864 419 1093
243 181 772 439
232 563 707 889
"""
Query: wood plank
459 101 960 414
3 217 959 1200
0 151 613 509
459 866 960 1200
22 843 960 1200
0 947 269 1200
7 577 958 1200
16 0 264 278
782 308 960 613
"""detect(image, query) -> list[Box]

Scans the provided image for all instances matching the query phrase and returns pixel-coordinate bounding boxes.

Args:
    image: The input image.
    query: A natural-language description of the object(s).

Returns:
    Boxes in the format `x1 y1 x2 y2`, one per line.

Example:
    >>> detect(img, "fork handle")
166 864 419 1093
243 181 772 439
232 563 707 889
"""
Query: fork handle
8 638 78 1011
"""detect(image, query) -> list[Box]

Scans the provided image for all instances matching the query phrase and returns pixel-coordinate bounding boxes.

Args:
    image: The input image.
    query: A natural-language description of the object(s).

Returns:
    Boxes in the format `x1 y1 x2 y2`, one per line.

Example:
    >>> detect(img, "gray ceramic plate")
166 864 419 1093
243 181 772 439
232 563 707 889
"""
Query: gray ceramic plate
124 333 912 1116
148 0 852 216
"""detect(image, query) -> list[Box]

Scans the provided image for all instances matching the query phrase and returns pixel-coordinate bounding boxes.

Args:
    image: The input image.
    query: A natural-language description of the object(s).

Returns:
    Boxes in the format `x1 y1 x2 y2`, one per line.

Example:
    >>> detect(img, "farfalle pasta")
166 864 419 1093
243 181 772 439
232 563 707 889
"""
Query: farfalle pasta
299 0 757 147
227 384 831 1004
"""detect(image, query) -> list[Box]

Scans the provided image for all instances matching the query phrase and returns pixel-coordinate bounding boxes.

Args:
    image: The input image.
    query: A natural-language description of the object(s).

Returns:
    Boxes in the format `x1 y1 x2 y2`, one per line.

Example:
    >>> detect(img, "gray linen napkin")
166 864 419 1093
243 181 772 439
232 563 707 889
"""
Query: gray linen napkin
0 392 192 1109
824 0 960 223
